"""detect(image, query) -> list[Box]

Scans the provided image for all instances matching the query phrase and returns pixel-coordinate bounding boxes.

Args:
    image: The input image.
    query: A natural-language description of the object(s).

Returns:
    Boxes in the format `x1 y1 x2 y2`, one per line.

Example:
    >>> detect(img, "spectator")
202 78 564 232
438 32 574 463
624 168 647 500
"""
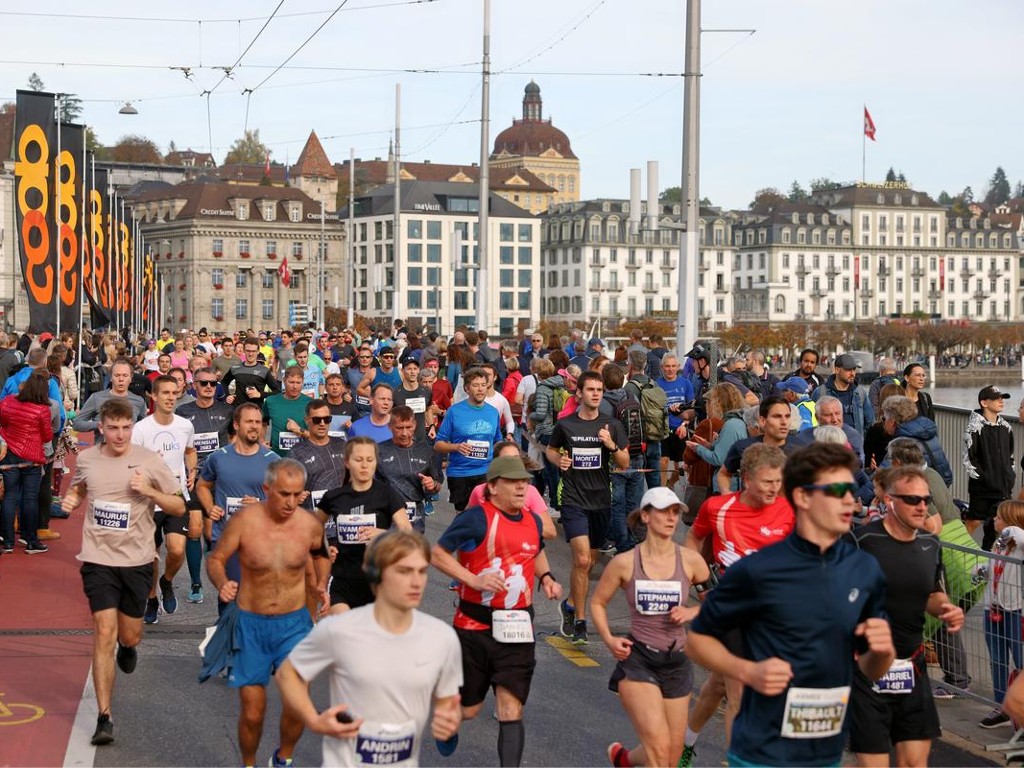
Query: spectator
902 363 934 421
811 354 873 437
963 386 1015 549
881 396 952 486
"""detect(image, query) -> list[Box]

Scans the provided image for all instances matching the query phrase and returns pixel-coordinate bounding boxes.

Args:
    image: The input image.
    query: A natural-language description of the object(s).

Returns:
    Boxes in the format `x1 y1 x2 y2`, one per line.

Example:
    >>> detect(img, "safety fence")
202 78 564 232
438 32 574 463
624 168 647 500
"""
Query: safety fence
932 404 1024 501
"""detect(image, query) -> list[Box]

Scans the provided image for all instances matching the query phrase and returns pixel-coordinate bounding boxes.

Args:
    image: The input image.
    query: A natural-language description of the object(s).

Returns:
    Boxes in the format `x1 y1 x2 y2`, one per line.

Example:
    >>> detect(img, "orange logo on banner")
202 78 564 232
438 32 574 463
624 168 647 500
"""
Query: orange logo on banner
56 147 79 307
14 124 53 305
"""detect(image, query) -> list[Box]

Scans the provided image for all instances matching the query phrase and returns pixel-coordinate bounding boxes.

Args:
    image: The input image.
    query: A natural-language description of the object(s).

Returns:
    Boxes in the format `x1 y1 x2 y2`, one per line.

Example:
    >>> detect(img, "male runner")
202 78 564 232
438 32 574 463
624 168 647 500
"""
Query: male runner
687 443 895 767
276 531 463 767
62 399 184 746
288 399 347 516
377 405 443 533
323 373 358 436
431 455 563 767
223 337 280 408
261 366 312 457
357 345 401 399
346 346 377 416
347 383 395 443
73 358 148 436
131 375 197 624
546 370 629 645
207 458 330 768
391 356 433 442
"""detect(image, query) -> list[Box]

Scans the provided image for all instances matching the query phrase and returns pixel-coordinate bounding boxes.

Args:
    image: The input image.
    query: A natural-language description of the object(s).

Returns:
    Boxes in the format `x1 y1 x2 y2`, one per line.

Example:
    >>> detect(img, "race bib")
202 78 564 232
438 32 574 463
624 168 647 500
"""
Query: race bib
466 439 490 461
356 720 416 766
225 496 244 519
335 513 378 544
356 395 370 407
872 658 914 695
405 396 426 414
93 499 130 530
572 447 602 470
634 579 683 615
780 686 850 739
311 490 335 538
492 609 535 643
404 501 421 525
278 431 301 451
329 415 351 438
301 388 317 399
194 431 220 453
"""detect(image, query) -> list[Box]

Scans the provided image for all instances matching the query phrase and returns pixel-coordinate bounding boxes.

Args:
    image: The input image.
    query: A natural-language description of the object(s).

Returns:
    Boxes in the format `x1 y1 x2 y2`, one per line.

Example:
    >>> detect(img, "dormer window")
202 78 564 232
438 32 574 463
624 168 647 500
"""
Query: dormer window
876 193 885 204
237 202 249 221
263 203 275 221
289 203 302 223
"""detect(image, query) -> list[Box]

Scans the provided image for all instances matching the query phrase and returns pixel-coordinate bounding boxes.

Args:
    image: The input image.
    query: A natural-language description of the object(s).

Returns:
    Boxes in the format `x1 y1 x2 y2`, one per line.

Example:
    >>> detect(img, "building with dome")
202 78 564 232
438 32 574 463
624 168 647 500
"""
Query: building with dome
490 81 580 214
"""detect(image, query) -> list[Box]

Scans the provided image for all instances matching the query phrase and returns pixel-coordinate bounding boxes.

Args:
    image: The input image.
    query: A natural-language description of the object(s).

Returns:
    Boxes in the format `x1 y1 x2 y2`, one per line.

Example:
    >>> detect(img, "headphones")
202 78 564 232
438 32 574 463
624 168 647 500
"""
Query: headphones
362 531 393 585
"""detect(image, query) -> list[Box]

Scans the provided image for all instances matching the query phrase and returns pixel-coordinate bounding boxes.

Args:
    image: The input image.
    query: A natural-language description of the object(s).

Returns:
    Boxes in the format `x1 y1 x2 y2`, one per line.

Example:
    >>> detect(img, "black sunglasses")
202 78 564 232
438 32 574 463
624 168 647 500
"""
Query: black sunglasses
309 415 332 425
800 482 858 498
891 493 933 507
195 380 217 387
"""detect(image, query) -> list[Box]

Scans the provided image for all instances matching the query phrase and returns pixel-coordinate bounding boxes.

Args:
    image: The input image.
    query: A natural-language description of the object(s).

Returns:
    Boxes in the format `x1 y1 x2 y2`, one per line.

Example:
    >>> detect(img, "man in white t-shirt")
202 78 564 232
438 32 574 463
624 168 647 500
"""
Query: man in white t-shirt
276 531 463 767
131 375 197 624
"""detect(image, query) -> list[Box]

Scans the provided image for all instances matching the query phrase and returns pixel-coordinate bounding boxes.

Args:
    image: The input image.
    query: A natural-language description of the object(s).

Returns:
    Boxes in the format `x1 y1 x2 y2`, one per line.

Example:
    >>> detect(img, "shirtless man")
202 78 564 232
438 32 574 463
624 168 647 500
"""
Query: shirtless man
206 458 331 768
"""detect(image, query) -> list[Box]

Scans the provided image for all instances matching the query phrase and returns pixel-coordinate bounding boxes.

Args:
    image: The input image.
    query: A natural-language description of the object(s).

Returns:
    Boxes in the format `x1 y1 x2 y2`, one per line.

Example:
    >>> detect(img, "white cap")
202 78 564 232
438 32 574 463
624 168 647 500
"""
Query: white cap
641 486 683 510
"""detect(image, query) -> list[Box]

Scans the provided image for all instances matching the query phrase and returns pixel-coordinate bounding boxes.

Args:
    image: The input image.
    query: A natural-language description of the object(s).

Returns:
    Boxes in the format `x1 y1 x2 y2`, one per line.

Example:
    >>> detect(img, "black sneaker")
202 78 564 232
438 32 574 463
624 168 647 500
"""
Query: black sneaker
116 643 138 674
558 599 576 638
91 713 114 745
24 542 48 555
980 708 1011 728
143 597 159 625
160 576 178 615
572 619 589 646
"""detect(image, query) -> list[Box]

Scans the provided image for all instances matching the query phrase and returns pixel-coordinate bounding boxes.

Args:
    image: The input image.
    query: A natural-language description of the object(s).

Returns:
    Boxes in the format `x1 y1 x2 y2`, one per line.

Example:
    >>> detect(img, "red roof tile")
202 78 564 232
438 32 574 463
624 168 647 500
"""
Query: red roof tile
292 131 336 179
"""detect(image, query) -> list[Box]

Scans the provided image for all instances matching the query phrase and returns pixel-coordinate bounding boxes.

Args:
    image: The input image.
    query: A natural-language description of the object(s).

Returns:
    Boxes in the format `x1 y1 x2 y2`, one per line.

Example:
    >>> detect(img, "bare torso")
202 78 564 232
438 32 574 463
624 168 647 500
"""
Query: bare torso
236 507 320 614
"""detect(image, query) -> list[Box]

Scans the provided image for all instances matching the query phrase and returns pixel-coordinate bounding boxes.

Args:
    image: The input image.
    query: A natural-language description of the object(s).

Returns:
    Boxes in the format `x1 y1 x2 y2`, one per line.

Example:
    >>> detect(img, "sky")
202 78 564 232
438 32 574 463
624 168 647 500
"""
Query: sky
2 0 1021 210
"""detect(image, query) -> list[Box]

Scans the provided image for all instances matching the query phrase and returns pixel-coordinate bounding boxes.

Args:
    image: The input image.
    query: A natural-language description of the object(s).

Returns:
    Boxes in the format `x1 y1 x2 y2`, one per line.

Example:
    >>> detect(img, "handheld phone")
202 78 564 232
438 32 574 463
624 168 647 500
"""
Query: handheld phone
336 710 356 724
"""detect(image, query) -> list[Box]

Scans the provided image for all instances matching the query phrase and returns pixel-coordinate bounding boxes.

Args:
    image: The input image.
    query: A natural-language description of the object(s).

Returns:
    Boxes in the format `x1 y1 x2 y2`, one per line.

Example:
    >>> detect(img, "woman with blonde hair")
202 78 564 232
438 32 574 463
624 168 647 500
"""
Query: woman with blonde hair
687 382 747 499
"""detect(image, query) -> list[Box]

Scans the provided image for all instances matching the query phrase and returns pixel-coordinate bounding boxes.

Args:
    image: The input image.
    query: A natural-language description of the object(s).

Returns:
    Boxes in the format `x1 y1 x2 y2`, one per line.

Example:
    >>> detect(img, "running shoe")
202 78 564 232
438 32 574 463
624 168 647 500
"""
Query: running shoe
160 576 178 615
143 597 160 625
980 708 1011 728
932 684 959 700
269 748 294 766
17 537 27 546
116 643 138 674
558 599 576 638
1 543 12 555
607 742 630 767
572 620 589 646
91 714 114 746
24 542 49 555
598 540 617 555
188 583 204 604
678 744 696 767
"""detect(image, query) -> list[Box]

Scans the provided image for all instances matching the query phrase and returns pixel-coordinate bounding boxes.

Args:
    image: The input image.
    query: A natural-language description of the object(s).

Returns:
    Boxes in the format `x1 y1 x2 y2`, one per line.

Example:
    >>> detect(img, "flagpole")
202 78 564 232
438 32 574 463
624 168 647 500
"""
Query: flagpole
55 102 62 338
861 104 866 182
77 127 88 408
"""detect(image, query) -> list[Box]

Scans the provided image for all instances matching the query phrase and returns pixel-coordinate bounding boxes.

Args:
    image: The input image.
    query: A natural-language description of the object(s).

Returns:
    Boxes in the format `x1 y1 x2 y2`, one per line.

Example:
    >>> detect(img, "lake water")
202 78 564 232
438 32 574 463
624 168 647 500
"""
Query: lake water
928 385 1024 411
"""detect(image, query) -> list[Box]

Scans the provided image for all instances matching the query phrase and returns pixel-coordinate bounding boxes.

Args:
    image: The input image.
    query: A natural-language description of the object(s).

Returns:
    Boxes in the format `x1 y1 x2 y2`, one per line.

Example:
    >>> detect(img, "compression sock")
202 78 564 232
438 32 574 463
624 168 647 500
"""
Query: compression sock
684 726 700 746
497 720 525 767
186 538 203 586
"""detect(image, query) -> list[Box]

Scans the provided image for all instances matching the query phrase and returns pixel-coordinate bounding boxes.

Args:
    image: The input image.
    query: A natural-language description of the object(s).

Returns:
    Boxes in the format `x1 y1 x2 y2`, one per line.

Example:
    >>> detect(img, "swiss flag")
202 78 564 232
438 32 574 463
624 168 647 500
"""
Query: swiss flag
278 256 291 287
265 153 271 176
864 107 877 141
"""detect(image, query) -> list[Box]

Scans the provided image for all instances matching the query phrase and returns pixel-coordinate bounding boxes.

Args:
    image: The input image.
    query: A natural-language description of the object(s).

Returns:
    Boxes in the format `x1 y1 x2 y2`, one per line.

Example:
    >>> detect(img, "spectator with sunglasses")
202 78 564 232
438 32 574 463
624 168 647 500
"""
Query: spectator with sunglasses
688 443 894 768
357 346 402 401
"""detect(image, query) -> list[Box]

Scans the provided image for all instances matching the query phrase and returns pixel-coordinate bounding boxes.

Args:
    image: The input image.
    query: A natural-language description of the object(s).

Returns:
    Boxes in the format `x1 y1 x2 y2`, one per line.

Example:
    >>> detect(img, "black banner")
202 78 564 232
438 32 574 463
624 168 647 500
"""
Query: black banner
83 162 114 328
13 89 57 333
57 122 84 333
142 251 154 329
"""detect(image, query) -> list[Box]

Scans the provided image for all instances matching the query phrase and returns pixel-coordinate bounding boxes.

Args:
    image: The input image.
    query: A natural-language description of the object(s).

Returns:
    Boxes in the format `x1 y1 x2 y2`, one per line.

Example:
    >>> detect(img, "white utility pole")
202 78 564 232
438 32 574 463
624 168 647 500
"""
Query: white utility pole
677 0 701 355
475 0 491 334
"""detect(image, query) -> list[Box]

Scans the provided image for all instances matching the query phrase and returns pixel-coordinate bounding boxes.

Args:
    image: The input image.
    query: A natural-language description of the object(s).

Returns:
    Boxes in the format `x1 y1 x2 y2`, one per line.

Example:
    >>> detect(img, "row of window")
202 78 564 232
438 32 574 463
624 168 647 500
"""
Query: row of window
210 269 303 290
354 220 534 242
210 239 317 258
209 298 281 320
546 296 672 316
230 202 304 223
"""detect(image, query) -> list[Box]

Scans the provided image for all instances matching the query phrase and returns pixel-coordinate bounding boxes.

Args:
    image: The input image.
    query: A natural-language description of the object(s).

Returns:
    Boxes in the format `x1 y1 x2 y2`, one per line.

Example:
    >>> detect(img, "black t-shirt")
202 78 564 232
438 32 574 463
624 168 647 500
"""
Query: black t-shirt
723 435 798 476
289 437 347 510
392 384 433 441
129 371 151 400
848 519 943 657
175 400 234 469
317 480 407 578
549 413 627 510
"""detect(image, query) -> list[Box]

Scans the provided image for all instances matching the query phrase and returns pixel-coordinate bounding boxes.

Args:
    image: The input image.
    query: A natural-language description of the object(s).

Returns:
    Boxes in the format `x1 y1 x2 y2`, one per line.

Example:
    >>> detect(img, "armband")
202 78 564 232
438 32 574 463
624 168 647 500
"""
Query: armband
692 564 720 594
536 571 554 585
312 532 330 559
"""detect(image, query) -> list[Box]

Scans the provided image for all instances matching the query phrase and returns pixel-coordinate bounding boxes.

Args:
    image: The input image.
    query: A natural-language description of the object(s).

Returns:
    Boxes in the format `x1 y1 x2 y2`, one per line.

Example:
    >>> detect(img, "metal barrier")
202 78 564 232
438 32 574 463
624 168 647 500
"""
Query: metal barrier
931 404 1024 501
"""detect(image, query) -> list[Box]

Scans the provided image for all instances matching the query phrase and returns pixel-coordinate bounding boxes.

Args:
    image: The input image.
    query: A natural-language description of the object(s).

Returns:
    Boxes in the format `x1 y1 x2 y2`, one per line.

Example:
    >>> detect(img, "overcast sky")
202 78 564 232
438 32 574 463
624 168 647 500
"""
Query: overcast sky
3 0 1020 210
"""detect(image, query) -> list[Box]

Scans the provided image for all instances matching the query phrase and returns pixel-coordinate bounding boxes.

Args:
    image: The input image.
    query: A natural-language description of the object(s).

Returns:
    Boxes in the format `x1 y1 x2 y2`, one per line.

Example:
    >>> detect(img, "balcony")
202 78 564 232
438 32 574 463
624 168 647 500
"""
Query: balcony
876 266 890 277
714 285 729 294
810 289 827 299
928 290 943 300
973 290 988 301
825 266 840 277
660 261 674 271
642 285 658 294
962 268 975 277
625 260 640 270
988 270 1003 280
698 261 710 272
600 282 623 293
796 264 809 276
860 288 874 298
910 267 925 278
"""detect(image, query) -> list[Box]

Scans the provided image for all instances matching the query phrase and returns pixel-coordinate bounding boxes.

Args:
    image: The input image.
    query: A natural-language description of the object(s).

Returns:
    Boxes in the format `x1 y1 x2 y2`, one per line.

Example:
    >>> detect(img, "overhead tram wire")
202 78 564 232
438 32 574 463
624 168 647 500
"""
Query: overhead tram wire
205 0 286 97
497 0 606 73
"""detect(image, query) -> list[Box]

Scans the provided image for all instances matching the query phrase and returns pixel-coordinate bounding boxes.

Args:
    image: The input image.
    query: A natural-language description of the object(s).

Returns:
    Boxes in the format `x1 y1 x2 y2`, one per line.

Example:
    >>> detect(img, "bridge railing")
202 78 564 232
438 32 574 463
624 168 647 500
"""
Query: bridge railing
932 403 1024 501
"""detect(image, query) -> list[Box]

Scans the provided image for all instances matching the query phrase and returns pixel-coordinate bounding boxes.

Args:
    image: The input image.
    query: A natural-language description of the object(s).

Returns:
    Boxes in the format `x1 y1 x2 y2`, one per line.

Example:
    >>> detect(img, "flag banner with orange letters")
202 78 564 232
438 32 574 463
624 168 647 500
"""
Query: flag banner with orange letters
56 121 84 333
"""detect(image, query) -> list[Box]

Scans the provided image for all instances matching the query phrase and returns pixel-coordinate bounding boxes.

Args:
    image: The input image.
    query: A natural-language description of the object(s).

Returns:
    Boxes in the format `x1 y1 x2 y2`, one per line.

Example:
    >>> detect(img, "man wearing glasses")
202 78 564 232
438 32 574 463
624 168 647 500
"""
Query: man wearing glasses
846 465 963 766
357 346 402 400
687 444 894 768
177 367 234 604
289 399 346 520
347 347 377 416
222 337 281 408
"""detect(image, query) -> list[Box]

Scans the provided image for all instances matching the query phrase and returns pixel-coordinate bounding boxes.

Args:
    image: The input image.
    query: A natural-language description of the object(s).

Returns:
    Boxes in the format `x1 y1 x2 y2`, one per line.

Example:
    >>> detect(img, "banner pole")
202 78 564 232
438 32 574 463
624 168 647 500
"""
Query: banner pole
76 127 87 408
55 102 62 338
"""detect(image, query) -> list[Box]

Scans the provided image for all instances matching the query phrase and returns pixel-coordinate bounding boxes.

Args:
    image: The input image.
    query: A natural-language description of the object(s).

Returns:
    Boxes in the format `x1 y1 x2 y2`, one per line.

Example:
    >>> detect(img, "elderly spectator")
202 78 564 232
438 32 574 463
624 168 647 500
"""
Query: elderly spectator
881 395 953 486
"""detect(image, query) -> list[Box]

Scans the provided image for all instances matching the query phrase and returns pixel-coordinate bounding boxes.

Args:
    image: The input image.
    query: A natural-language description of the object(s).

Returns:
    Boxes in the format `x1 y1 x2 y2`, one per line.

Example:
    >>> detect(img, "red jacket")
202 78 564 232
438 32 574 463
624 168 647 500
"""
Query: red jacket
0 395 53 464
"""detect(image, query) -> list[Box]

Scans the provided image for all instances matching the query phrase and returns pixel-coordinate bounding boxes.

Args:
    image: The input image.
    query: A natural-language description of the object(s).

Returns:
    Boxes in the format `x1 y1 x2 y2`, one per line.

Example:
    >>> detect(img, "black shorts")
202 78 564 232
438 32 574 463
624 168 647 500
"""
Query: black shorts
329 572 375 610
609 637 694 699
965 496 1003 522
80 561 154 618
448 474 486 512
561 504 611 549
848 664 941 753
661 432 687 462
154 510 189 538
456 627 536 708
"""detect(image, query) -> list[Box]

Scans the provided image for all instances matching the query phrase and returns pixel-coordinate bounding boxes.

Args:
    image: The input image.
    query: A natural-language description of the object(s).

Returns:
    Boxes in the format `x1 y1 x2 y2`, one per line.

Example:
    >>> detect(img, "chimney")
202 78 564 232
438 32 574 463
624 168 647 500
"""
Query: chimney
629 168 642 236
647 160 659 231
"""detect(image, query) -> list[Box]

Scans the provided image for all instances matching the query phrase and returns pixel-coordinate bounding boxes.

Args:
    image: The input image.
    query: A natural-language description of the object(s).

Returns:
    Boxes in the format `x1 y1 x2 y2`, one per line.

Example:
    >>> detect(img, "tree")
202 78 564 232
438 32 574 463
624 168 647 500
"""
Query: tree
27 72 45 91
168 140 178 154
58 94 83 123
885 167 897 182
108 134 162 164
937 191 952 205
788 180 808 201
984 166 1011 207
961 185 974 204
950 196 971 219
0 102 14 114
223 129 270 165
661 186 681 204
809 177 843 192
750 187 787 212
1015 181 1024 200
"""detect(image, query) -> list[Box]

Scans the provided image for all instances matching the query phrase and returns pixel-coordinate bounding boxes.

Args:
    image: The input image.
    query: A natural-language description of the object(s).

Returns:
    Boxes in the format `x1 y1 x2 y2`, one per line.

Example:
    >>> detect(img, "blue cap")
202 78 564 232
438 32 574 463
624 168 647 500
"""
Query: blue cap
778 377 809 395
588 337 605 348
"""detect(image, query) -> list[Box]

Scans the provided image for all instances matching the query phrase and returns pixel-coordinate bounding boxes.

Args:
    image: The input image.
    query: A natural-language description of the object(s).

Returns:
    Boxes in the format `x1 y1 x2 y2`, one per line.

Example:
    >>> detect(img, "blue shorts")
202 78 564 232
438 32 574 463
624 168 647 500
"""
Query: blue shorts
228 607 313 688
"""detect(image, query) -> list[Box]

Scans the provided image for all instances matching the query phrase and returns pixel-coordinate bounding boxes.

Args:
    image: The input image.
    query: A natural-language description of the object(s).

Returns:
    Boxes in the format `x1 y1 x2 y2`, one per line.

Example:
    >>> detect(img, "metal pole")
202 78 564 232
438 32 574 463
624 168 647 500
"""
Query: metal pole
76 122 87 407
319 199 325 329
393 84 402 328
347 147 355 329
676 0 701 355
475 0 491 334
55 100 62 338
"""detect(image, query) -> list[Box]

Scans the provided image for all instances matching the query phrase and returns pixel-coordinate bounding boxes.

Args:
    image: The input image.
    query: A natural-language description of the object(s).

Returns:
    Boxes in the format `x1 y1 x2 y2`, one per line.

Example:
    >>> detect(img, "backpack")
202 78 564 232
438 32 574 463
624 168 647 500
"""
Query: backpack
626 378 669 442
613 392 645 458
551 385 569 417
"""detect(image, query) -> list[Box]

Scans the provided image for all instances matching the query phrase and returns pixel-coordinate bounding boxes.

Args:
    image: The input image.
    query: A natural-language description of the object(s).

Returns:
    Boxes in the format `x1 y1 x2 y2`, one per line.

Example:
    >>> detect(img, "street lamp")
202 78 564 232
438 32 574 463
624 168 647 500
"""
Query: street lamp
119 101 138 115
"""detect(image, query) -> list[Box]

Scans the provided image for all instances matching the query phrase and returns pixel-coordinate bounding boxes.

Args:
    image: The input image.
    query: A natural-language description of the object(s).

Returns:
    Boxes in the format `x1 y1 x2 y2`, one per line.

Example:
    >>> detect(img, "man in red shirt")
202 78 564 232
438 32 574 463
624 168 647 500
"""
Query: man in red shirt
680 444 793 766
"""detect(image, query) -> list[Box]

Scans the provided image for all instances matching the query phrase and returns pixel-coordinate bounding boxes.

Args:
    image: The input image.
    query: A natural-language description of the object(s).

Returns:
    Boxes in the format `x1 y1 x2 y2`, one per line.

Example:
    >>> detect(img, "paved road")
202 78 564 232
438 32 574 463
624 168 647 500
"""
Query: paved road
0 493 999 766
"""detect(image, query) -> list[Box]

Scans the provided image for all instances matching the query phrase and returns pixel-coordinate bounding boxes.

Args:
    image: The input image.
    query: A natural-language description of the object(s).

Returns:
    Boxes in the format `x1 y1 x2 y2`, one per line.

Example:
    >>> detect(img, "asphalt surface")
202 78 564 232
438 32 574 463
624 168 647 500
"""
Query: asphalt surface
70 495 1001 767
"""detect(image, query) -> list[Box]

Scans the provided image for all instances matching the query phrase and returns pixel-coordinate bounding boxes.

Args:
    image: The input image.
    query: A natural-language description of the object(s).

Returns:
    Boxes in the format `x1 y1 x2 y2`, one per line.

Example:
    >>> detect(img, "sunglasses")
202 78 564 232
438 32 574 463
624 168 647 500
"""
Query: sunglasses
800 482 858 498
308 415 333 425
195 380 217 387
890 493 933 507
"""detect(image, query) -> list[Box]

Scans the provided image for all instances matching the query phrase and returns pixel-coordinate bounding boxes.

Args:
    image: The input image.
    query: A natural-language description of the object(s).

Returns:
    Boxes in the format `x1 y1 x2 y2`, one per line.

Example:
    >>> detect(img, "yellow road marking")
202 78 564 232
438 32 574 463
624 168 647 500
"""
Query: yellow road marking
545 635 600 667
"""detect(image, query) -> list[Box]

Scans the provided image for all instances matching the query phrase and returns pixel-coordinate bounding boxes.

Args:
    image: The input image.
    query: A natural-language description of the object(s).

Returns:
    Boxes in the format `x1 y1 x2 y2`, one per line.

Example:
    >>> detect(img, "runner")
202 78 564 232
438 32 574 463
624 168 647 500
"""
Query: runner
316 436 412 614
377 405 443 534
275 531 464 767
130 375 197 624
546 370 629 645
347 383 395 443
323 373 359 436
206 458 330 768
357 345 402 399
847 465 964 767
261 367 312 458
680 444 794 764
346 346 377 416
687 443 895 767
431 455 563 767
467 441 557 540
73 358 148 437
222 337 280 408
288 399 347 517
61 398 184 746
391 356 434 442
435 369 504 512
176 366 234 603
590 486 711 768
